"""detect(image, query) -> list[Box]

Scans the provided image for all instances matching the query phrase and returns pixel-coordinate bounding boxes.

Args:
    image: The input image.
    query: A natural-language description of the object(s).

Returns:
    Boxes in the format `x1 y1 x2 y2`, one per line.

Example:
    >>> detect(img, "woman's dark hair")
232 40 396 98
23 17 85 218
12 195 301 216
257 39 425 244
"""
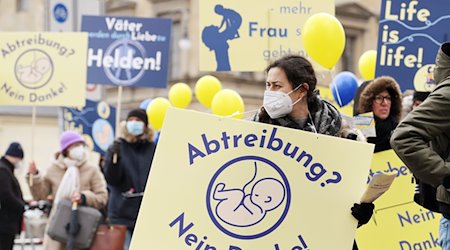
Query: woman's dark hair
55 150 69 159
265 55 317 96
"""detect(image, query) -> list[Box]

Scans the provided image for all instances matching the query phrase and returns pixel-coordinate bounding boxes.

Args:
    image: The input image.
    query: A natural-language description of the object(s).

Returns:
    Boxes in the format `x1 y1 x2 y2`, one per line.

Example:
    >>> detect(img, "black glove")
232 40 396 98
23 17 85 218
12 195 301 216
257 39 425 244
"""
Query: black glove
112 140 120 153
111 140 121 163
351 202 374 227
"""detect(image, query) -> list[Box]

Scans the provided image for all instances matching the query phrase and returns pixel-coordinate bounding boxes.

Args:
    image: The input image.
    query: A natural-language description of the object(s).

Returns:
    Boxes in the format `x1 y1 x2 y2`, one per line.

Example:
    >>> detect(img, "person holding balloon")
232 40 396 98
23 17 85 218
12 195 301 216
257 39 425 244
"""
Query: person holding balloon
103 108 157 250
357 76 402 153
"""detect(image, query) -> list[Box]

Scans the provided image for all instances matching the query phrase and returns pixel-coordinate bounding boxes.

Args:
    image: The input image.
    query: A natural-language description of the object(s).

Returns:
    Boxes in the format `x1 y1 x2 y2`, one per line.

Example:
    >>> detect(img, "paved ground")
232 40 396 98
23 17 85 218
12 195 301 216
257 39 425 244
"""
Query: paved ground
13 244 43 250
14 238 43 250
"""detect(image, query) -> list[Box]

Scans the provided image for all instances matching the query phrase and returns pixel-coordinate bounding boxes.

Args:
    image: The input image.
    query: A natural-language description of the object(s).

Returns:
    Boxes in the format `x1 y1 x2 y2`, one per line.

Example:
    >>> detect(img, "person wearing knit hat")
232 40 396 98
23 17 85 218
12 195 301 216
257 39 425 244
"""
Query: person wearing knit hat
0 142 25 250
5 142 24 159
126 108 148 136
103 107 156 250
26 130 108 250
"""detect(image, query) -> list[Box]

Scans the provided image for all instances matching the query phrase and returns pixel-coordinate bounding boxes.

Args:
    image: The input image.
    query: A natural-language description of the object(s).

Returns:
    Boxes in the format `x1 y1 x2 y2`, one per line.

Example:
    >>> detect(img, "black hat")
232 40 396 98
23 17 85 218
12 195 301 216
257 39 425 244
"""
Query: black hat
127 108 148 126
413 91 430 102
5 142 24 159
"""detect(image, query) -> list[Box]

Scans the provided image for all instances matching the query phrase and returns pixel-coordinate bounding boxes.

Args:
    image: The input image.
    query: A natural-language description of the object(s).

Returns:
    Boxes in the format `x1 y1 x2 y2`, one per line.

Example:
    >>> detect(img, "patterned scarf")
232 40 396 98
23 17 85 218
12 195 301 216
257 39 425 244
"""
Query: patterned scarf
253 93 342 136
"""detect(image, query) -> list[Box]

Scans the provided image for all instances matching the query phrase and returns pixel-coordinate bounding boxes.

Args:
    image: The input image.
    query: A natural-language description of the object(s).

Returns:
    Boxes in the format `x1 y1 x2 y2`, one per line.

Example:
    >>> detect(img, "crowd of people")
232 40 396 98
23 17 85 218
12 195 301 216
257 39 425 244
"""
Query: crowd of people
1 43 450 250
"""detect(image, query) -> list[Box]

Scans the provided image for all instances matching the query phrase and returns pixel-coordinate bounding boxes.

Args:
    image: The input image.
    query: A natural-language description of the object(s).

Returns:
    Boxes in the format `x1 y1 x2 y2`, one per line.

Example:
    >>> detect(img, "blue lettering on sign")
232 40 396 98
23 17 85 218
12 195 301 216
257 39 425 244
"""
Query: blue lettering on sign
169 212 311 249
398 232 439 249
169 213 217 250
366 162 411 184
398 209 436 227
53 4 68 23
248 22 288 38
187 127 342 188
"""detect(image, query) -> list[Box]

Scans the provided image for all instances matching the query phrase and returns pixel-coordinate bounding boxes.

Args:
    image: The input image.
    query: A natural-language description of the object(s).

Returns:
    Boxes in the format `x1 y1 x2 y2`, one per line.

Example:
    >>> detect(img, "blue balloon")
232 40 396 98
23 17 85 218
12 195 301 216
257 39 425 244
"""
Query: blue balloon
139 98 152 110
331 71 358 107
153 130 160 144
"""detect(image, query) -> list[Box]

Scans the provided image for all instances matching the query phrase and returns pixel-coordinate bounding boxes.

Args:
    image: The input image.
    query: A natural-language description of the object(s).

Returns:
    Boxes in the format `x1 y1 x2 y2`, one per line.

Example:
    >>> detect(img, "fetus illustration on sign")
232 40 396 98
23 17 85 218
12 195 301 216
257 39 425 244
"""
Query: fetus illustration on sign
15 49 53 89
213 161 286 227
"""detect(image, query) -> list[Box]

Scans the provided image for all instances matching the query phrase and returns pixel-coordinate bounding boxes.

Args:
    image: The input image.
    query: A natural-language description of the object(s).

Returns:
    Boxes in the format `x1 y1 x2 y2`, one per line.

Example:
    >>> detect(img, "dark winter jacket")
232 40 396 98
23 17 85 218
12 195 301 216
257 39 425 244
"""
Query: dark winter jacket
104 122 156 230
358 76 402 152
391 42 450 215
0 157 25 235
254 92 342 136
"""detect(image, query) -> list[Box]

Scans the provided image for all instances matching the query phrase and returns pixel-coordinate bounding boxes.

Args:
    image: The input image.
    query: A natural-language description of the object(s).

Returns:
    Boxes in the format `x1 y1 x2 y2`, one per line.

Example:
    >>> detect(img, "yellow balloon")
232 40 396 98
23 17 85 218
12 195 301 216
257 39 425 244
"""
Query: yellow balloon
358 50 377 80
168 82 192 108
146 97 171 130
195 75 222 108
301 13 345 69
211 89 244 119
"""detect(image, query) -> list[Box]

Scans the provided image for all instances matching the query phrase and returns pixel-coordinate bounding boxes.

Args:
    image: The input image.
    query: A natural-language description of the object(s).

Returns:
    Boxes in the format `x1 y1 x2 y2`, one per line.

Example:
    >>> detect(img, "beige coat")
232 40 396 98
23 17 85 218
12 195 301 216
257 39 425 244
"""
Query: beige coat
28 154 108 250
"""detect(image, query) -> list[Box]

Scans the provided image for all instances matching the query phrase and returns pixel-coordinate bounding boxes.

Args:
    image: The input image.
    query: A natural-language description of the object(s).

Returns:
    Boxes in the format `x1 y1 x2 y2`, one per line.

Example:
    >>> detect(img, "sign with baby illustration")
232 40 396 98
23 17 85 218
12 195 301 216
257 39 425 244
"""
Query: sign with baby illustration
131 108 375 249
0 32 88 106
355 150 440 249
199 0 334 72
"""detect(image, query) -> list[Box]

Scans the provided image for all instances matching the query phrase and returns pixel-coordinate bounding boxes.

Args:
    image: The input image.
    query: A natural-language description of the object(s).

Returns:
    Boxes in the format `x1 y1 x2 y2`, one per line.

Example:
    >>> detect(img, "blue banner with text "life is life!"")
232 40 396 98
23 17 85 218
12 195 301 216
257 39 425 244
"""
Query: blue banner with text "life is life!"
81 15 172 88
375 0 450 92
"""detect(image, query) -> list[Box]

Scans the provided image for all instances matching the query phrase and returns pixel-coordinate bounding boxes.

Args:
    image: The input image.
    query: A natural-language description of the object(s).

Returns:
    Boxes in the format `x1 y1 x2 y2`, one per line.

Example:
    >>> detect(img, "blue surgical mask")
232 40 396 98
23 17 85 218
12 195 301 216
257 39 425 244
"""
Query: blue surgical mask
127 121 145 136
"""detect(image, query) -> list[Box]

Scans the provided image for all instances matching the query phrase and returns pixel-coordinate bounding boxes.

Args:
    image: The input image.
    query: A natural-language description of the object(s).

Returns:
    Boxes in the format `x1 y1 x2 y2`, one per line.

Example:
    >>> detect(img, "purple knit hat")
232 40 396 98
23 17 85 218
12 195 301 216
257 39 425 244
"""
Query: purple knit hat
60 130 85 152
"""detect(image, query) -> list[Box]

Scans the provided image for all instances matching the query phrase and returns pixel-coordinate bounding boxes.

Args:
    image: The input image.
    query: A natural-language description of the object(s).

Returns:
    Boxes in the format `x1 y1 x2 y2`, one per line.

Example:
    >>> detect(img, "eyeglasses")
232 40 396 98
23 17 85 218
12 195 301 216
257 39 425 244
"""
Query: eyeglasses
374 95 392 104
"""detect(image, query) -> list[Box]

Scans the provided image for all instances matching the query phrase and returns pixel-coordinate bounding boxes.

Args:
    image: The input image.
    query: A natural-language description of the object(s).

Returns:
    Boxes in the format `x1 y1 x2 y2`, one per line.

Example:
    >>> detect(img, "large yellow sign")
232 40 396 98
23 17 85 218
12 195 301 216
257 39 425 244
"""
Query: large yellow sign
355 150 440 249
199 0 334 72
131 108 374 249
0 32 88 107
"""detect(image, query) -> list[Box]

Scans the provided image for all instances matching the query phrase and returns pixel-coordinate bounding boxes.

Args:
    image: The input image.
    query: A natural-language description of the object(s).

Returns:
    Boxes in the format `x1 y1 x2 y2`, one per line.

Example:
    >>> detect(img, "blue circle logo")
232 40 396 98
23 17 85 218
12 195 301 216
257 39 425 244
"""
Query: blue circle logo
53 4 68 23
103 39 147 86
206 156 291 239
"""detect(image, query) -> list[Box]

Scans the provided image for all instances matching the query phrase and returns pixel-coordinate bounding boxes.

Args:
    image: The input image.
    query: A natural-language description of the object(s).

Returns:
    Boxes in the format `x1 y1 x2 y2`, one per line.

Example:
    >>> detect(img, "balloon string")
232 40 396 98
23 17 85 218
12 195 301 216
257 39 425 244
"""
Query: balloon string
226 108 261 120
332 83 343 107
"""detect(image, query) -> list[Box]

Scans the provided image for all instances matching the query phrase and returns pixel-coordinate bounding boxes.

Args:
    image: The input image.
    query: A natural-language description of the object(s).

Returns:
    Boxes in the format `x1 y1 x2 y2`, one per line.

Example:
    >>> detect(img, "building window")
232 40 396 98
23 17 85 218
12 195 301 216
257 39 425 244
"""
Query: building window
169 21 182 80
342 35 356 72
157 8 191 81
17 0 30 12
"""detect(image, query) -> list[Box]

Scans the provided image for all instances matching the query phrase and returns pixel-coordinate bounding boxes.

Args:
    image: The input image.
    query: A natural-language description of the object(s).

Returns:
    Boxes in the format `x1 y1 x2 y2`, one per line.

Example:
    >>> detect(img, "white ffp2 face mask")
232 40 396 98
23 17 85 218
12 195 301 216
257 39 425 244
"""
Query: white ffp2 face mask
263 86 303 119
69 145 85 161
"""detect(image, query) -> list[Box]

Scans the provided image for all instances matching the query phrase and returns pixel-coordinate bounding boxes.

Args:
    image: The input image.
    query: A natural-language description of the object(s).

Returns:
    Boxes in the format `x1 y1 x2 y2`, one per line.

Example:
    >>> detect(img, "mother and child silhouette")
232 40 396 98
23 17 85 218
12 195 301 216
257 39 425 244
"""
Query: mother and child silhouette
202 4 242 71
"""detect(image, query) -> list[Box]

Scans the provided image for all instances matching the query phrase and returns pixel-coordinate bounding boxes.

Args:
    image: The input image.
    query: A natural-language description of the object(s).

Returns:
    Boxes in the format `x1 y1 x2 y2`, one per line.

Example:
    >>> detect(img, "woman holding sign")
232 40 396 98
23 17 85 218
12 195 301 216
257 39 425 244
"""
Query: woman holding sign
253 55 374 250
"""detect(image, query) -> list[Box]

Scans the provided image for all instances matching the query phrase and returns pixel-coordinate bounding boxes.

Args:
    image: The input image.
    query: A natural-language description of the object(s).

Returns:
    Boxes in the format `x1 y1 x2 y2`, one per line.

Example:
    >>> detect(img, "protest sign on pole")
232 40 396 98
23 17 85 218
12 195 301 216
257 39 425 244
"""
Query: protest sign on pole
131 108 375 249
